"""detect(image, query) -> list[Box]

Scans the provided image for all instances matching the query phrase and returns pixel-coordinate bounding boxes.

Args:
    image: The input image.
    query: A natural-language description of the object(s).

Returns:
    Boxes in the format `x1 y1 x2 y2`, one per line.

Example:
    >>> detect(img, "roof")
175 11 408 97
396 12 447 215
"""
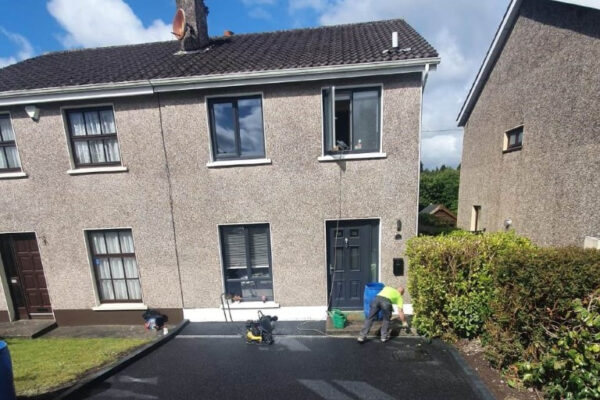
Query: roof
0 19 438 99
457 0 600 127
420 204 456 217
420 204 439 214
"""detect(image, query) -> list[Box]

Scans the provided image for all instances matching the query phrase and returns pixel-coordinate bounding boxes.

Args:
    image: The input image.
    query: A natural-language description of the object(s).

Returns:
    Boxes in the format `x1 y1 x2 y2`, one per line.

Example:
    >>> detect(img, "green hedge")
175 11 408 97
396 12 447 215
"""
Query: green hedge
407 232 600 398
407 231 533 339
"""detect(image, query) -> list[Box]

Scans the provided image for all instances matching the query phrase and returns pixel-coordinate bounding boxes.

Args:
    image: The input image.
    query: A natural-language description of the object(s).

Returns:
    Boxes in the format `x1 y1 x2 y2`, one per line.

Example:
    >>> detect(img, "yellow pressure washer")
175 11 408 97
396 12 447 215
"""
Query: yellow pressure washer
245 311 278 345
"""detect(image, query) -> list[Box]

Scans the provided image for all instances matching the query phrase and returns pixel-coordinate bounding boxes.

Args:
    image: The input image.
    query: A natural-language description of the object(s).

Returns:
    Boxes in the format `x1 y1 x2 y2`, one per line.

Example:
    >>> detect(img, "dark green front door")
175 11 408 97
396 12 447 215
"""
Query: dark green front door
327 220 379 310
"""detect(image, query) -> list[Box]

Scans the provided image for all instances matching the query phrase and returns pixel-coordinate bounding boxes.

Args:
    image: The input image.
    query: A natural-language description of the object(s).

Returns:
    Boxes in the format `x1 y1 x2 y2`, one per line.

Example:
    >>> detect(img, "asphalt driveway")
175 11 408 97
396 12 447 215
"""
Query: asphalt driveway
78 324 492 400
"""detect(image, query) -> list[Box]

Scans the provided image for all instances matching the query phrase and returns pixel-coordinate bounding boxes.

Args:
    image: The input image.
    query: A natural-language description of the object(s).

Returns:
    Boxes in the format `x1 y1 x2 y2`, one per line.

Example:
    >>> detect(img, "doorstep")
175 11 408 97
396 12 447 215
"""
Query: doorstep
0 319 57 339
326 312 417 337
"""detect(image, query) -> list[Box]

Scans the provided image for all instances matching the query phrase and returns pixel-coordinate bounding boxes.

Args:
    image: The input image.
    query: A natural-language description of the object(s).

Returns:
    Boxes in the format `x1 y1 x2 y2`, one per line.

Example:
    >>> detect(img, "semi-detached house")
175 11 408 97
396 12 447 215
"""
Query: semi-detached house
0 0 439 325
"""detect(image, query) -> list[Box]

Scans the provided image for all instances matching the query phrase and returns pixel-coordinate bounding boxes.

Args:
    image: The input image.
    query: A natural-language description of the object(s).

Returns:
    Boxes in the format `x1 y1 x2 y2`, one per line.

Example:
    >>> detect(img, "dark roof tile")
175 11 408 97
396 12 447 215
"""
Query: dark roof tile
0 19 437 93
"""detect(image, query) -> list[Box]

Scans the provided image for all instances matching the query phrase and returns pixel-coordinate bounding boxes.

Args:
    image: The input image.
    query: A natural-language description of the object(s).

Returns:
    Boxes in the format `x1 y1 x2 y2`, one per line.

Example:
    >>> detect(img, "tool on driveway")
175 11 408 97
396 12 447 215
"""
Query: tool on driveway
245 311 278 344
142 309 167 331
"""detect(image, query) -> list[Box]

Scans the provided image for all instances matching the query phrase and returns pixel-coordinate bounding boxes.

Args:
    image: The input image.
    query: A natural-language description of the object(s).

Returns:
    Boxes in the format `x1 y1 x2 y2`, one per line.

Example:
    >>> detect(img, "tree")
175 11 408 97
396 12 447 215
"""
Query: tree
419 167 460 213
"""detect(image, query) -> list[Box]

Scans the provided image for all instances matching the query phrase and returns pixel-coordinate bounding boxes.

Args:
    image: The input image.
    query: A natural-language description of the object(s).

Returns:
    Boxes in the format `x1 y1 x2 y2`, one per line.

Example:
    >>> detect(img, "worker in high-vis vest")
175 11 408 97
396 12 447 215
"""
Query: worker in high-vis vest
357 286 408 343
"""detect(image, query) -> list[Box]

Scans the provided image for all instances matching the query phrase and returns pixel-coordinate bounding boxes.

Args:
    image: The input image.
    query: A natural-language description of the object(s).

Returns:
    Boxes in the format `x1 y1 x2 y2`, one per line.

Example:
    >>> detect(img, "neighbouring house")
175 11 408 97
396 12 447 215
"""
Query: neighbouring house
418 204 457 236
0 0 439 325
420 204 457 226
457 0 600 246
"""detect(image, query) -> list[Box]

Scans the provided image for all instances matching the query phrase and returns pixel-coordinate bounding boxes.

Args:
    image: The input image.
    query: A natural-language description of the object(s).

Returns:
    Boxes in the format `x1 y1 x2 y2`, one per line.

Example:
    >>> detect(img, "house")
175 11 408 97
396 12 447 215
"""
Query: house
420 204 457 226
457 0 600 246
0 0 439 325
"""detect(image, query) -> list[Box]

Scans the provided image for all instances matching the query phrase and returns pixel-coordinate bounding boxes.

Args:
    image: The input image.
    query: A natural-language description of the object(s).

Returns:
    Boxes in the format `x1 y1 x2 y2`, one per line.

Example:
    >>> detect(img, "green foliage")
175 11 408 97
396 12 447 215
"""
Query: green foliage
485 247 600 369
406 231 531 339
418 213 458 236
407 232 600 398
419 166 460 214
517 292 600 399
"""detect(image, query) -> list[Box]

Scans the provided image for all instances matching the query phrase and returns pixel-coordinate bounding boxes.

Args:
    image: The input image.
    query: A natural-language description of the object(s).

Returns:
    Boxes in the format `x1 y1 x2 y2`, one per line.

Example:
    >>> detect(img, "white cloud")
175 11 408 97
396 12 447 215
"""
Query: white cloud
421 132 463 169
248 8 273 20
289 0 328 12
297 0 508 168
47 0 172 48
0 27 34 68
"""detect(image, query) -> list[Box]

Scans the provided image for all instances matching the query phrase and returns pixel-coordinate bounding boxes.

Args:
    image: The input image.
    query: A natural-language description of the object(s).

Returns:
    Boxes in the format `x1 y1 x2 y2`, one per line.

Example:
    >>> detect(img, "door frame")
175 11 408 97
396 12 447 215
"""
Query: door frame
323 218 381 309
0 232 54 321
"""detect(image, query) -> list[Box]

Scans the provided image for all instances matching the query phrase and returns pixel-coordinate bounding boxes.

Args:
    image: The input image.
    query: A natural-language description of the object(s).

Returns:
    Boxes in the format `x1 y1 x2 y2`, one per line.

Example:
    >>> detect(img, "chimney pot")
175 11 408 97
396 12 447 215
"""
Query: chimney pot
175 0 210 52
224 30 234 37
392 31 399 48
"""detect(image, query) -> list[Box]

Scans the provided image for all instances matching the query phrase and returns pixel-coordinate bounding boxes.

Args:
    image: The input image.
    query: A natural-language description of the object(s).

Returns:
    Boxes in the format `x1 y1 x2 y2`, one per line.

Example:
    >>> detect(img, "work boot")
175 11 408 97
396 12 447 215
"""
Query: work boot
357 336 366 344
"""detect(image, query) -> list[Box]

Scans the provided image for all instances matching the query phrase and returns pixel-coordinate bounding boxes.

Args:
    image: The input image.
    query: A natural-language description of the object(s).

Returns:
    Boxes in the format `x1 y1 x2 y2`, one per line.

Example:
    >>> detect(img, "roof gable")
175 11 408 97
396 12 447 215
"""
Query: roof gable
457 0 600 127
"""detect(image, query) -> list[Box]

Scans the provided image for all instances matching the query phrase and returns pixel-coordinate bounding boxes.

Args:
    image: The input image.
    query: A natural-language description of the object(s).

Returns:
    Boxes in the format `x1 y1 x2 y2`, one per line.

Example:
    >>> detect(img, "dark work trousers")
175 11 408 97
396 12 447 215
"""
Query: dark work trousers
359 296 393 338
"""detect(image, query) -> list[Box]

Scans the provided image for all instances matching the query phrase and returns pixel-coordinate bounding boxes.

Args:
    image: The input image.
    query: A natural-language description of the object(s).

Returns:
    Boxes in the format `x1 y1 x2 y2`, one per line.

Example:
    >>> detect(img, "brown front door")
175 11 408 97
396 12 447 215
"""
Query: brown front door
0 234 52 319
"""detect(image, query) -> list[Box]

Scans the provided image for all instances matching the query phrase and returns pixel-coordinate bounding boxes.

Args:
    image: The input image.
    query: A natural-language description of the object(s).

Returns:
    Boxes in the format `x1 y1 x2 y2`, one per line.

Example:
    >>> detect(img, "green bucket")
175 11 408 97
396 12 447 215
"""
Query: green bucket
329 309 347 329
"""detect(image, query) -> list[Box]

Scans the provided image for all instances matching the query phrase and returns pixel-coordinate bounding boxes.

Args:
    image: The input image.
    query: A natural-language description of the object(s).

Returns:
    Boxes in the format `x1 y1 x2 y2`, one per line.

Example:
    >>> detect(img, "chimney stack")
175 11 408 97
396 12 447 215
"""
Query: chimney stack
176 0 210 52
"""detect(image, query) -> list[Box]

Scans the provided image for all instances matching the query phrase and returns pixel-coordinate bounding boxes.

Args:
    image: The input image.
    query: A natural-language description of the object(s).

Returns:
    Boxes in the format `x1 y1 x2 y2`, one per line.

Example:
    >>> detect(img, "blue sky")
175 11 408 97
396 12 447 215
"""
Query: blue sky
0 0 510 169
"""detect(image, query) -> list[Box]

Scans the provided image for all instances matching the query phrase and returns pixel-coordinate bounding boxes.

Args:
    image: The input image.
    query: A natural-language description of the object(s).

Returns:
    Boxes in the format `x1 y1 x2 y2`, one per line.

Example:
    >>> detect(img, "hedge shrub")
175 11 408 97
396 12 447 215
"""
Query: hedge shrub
406 232 600 398
517 291 600 399
484 247 600 369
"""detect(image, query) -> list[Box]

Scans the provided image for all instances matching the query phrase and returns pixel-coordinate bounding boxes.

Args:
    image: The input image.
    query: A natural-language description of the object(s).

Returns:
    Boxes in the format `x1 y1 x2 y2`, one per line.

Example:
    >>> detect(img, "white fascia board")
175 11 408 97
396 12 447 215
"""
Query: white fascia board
150 58 440 93
0 81 154 107
0 58 440 107
457 0 523 127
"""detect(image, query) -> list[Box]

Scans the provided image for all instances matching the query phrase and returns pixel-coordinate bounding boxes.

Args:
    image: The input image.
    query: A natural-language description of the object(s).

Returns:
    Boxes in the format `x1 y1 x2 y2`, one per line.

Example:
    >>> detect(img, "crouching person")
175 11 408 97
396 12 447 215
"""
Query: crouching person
357 286 408 343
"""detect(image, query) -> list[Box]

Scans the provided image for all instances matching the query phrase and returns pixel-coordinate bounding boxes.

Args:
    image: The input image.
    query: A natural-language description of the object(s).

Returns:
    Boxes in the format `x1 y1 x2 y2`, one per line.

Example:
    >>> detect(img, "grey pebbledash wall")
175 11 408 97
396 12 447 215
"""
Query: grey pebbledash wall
0 73 422 321
458 0 600 246
161 74 422 309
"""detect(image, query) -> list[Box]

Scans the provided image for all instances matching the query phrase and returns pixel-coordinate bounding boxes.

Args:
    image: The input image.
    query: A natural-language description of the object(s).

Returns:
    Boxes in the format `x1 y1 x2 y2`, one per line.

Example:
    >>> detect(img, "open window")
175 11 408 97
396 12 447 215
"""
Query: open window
323 87 381 155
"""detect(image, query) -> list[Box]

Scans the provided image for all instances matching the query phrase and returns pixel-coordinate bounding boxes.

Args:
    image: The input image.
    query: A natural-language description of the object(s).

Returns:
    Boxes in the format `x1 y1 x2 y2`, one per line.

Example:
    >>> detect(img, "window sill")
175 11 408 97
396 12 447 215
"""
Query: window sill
221 301 280 310
318 152 387 162
0 171 27 180
68 166 128 175
206 158 272 168
503 146 522 154
92 303 148 311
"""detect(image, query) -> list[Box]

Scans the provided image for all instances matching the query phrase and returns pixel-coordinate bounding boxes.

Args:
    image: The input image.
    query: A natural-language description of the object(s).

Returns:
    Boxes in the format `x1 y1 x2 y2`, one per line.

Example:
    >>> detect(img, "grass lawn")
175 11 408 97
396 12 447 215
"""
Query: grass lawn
5 338 150 397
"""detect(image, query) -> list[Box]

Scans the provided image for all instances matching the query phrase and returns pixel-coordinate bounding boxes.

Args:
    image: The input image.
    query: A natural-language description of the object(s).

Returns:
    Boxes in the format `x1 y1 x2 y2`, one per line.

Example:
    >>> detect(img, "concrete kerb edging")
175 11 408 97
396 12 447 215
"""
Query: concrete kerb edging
441 339 495 400
56 319 190 400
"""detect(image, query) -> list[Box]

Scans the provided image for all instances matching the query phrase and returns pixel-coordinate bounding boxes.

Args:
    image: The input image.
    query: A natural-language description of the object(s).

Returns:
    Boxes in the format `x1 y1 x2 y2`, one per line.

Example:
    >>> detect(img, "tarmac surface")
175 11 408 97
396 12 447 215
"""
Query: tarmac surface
77 322 492 400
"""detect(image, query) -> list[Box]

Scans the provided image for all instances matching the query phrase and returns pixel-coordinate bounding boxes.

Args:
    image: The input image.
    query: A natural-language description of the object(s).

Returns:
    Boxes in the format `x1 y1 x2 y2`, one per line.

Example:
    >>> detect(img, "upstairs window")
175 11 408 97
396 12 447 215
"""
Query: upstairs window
0 115 22 172
323 87 381 154
504 126 523 152
220 224 273 302
66 107 121 168
208 96 265 161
